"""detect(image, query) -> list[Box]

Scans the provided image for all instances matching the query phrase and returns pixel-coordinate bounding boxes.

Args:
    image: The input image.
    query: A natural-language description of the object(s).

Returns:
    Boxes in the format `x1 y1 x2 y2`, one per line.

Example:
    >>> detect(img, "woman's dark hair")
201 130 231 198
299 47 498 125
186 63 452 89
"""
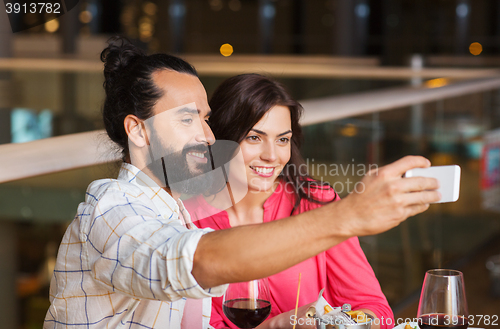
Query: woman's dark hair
101 36 198 161
209 74 337 214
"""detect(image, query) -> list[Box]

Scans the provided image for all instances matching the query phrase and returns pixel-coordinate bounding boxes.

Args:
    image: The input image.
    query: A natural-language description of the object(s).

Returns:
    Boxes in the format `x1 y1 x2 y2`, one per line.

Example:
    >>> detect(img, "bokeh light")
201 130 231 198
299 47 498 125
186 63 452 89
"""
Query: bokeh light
425 78 449 89
220 43 234 57
143 2 157 16
456 3 469 18
469 42 482 56
79 10 93 24
340 124 358 137
44 19 59 33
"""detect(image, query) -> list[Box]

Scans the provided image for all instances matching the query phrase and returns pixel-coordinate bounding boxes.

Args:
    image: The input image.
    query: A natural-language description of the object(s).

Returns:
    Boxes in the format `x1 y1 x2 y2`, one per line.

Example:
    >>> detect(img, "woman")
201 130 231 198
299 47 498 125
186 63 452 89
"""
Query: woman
184 74 394 329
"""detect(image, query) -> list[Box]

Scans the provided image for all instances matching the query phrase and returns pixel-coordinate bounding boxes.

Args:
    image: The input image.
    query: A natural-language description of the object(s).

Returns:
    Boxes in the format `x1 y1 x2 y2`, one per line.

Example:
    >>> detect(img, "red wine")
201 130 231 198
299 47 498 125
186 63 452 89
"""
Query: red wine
419 314 468 329
223 298 271 328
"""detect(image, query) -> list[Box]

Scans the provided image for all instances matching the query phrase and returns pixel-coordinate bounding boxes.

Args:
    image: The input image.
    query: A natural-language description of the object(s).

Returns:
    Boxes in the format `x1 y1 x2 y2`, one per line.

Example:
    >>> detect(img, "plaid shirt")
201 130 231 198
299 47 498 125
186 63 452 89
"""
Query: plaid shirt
44 163 226 329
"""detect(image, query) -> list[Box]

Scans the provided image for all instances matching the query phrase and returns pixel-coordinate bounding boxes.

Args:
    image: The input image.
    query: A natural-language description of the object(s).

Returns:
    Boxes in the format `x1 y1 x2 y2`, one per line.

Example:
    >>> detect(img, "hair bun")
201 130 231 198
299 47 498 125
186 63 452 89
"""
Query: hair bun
101 36 145 91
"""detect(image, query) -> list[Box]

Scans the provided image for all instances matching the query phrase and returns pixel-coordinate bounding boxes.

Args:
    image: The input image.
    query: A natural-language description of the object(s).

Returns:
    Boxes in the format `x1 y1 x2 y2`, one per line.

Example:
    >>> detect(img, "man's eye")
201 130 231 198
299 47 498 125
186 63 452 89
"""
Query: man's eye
182 118 193 124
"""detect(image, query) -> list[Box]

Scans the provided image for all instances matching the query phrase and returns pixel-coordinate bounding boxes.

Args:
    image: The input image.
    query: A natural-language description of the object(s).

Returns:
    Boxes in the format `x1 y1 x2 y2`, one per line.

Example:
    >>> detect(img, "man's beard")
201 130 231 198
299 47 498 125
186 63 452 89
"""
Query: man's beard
145 133 214 195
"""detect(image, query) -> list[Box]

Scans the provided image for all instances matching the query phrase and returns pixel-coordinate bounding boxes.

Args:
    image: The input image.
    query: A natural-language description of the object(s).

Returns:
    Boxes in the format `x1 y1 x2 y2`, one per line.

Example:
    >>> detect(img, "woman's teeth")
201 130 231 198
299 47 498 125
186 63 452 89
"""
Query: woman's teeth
251 166 274 174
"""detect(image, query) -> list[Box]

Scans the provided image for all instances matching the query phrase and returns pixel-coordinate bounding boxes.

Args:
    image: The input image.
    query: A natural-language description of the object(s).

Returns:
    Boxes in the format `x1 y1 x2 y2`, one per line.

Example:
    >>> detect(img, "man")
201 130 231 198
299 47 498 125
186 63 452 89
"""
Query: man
44 38 440 329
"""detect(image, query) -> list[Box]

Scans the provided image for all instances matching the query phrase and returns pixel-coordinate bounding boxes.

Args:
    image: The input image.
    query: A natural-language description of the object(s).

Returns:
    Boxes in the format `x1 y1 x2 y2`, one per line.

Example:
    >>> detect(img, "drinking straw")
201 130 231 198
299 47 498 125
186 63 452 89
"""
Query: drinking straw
292 273 302 329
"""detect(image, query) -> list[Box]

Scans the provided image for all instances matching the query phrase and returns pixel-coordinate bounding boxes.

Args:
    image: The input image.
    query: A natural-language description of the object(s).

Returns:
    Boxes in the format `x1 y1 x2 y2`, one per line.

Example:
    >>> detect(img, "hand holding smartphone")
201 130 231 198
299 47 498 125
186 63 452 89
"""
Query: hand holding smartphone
404 165 461 203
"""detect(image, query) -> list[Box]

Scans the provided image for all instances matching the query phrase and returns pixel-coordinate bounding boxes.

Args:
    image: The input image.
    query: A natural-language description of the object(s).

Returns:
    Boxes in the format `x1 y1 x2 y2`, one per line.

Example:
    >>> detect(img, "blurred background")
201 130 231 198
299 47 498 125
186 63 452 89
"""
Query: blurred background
1 1 500 328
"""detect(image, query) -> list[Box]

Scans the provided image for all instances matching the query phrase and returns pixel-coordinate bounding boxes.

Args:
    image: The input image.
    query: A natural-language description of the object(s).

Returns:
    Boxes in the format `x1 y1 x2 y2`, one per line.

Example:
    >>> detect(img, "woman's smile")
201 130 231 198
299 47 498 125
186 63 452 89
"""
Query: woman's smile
249 165 276 177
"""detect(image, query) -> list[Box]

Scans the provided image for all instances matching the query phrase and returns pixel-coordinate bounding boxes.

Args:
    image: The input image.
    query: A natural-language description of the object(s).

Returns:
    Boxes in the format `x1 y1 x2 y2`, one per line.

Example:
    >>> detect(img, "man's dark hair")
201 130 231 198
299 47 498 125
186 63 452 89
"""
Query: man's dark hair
100 36 198 161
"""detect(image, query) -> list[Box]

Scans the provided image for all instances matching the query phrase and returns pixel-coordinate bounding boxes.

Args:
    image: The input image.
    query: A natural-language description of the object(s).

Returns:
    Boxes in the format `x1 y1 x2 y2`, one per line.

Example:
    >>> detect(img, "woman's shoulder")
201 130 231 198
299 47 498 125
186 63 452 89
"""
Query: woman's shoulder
182 194 207 209
183 194 229 229
270 179 338 215
296 179 339 204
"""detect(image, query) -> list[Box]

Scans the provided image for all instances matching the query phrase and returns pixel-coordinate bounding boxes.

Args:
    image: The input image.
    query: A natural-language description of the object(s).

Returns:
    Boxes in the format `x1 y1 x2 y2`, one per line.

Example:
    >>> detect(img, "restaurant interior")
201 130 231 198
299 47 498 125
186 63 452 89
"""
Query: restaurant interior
1 0 500 328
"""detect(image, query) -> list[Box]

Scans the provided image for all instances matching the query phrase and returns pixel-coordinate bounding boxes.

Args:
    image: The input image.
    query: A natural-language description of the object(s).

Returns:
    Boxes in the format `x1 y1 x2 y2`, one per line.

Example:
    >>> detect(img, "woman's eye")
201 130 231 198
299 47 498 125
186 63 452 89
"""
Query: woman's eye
247 135 260 141
279 137 290 144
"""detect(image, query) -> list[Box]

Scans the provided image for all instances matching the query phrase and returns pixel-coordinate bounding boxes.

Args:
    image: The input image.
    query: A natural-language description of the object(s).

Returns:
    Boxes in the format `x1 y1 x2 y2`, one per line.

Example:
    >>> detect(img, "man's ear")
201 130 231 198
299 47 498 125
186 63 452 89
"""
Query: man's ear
124 114 149 148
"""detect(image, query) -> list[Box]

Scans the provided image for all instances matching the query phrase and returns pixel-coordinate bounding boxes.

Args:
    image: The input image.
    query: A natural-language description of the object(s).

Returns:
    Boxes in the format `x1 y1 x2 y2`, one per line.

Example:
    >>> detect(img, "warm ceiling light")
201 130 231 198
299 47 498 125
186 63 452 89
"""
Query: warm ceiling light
220 43 234 57
469 42 483 56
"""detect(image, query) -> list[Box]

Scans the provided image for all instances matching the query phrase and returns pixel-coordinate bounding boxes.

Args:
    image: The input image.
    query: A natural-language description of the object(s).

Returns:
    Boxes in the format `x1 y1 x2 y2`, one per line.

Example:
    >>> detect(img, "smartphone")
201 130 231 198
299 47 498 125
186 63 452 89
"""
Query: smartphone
404 165 461 203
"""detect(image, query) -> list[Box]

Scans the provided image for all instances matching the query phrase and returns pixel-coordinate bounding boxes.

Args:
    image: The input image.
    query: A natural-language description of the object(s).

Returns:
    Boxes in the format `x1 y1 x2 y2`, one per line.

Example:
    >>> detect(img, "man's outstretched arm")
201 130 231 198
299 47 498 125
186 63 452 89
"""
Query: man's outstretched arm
192 155 441 288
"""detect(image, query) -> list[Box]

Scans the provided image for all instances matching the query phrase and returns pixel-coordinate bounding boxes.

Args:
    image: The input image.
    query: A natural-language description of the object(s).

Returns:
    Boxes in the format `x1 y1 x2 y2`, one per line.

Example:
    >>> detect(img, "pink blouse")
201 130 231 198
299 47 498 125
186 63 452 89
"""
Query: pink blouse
184 182 394 329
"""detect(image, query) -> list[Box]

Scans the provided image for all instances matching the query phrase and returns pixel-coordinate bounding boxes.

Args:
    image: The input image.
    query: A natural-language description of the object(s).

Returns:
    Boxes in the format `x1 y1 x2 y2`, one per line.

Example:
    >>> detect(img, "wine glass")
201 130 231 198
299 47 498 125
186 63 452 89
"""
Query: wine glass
223 278 272 329
417 269 469 329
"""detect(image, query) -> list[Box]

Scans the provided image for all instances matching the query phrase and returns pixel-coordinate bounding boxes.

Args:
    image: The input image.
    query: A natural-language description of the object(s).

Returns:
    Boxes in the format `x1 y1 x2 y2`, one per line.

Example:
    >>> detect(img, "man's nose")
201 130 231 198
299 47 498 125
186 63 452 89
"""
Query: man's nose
195 119 215 145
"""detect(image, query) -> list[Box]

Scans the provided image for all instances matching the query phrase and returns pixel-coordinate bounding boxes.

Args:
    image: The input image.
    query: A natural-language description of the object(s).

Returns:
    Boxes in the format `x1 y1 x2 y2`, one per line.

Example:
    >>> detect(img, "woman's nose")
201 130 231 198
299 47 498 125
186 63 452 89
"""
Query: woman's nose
260 142 277 162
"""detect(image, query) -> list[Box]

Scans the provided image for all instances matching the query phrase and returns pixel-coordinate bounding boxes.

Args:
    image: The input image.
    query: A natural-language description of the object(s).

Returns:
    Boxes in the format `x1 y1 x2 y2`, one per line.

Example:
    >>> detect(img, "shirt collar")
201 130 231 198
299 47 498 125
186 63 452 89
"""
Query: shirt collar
118 162 180 216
